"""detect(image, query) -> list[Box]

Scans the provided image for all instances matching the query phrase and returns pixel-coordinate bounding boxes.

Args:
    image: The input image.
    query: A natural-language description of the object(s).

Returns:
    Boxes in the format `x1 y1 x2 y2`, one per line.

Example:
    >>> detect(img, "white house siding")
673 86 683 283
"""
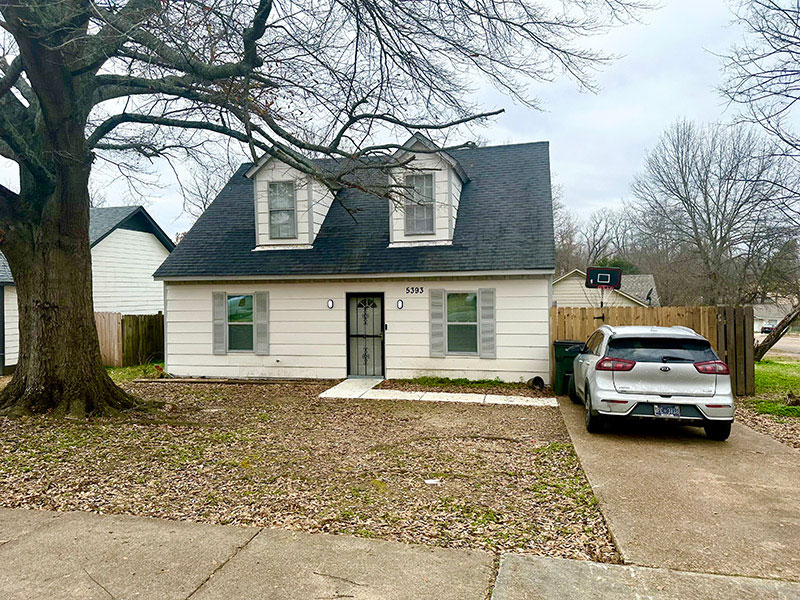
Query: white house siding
253 160 334 247
390 150 458 244
4 285 17 367
164 275 551 383
552 274 641 308
91 229 171 314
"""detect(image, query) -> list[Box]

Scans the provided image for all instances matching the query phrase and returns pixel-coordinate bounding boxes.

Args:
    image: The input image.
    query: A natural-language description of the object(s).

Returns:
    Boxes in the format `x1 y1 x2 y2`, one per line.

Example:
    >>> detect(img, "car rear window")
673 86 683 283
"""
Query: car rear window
606 337 717 363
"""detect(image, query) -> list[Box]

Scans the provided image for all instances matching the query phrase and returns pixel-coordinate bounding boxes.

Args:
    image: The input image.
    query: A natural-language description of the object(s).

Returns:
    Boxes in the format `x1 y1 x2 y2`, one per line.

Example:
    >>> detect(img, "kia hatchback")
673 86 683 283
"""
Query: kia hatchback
569 326 734 440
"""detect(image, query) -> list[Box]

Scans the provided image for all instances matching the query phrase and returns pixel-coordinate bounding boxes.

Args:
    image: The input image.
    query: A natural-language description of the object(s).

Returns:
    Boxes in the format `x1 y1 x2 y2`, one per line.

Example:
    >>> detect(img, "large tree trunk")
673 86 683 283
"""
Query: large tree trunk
0 162 137 417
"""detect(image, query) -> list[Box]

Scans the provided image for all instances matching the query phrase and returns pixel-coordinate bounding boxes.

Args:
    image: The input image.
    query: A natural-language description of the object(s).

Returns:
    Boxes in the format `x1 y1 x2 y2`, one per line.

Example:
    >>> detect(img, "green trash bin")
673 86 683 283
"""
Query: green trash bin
552 340 583 396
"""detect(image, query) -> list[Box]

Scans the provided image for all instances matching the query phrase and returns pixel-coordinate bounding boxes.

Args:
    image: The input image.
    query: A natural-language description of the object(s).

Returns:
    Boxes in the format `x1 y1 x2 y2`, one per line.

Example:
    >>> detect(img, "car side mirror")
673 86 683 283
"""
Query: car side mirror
569 344 586 354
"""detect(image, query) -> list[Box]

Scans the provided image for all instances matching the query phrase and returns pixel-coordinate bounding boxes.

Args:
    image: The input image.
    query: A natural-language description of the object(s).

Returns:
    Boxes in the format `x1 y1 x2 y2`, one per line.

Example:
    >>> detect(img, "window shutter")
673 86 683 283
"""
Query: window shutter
479 288 496 359
212 292 227 355
429 289 445 357
254 291 269 355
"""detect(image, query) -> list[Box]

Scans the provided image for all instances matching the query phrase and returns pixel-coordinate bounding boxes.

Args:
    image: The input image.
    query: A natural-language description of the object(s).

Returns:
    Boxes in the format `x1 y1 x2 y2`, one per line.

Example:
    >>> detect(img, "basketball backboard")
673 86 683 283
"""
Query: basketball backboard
585 266 622 289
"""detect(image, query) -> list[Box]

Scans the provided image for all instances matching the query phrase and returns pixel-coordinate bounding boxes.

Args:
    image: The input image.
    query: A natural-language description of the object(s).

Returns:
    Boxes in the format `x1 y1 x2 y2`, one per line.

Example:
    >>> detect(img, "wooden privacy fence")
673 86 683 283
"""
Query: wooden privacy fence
94 312 164 367
550 305 755 396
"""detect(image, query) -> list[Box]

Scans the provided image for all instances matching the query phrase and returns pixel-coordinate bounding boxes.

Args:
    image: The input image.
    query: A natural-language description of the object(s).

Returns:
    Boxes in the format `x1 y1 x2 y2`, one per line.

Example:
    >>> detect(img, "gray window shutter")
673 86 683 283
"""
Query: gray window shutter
429 289 445 357
212 292 227 355
479 288 496 359
254 291 269 355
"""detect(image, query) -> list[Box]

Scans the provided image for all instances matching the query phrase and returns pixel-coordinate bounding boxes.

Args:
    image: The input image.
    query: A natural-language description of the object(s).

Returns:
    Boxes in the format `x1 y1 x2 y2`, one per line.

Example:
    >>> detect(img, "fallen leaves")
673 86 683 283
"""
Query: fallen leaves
0 381 616 562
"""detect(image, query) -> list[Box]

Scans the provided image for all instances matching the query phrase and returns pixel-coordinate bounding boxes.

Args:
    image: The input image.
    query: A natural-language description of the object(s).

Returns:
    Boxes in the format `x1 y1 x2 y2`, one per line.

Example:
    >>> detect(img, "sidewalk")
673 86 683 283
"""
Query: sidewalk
1 507 798 599
319 378 559 406
0 508 492 600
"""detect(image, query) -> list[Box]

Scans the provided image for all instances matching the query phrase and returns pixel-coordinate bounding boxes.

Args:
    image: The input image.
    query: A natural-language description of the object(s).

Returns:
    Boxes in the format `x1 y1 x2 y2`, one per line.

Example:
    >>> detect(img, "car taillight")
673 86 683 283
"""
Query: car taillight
596 357 636 371
694 360 729 375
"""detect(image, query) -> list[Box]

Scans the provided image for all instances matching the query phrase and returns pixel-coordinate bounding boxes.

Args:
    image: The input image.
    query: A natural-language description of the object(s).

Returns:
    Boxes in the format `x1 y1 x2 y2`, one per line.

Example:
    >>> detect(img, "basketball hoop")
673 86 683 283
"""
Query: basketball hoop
585 267 622 311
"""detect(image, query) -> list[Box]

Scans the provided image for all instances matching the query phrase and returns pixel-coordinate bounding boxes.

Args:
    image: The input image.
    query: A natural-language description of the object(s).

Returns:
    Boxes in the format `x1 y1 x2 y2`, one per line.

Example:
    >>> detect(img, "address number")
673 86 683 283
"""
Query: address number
405 286 424 294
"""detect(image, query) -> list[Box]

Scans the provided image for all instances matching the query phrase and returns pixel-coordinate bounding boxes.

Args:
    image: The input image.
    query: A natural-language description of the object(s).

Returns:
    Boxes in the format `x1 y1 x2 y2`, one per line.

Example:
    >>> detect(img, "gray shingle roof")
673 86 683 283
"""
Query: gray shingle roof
154 142 555 279
0 206 173 285
621 274 660 307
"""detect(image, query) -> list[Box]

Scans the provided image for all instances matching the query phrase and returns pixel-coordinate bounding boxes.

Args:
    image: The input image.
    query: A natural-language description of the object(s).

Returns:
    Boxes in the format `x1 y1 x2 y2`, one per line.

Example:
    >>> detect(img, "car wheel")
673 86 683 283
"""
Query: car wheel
584 387 603 434
704 421 732 441
568 375 581 404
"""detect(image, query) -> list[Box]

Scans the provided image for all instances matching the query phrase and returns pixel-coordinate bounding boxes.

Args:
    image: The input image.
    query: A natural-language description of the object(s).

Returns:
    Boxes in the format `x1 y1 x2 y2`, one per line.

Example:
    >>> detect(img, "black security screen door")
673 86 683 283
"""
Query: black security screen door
347 294 384 377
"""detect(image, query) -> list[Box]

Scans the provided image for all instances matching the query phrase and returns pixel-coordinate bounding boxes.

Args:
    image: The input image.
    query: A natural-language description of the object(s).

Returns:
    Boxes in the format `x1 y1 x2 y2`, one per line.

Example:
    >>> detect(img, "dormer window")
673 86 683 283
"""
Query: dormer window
269 181 297 239
404 174 435 235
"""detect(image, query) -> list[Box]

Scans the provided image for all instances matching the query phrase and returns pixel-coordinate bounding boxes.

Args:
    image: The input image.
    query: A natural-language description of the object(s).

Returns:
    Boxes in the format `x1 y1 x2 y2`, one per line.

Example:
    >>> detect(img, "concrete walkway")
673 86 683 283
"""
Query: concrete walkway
3 507 798 599
320 378 559 407
559 398 800 582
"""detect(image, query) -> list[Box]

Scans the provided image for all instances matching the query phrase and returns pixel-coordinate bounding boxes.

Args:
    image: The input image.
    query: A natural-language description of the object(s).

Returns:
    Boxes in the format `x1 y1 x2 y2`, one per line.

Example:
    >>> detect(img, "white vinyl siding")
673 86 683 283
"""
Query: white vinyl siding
552 273 642 308
91 228 171 314
4 285 17 367
164 276 550 383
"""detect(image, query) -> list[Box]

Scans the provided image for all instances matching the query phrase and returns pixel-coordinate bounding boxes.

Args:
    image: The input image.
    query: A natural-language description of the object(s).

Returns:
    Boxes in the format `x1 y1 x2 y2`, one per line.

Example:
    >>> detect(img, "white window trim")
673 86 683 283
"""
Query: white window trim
227 293 255 353
268 180 298 239
445 290 479 356
404 173 435 235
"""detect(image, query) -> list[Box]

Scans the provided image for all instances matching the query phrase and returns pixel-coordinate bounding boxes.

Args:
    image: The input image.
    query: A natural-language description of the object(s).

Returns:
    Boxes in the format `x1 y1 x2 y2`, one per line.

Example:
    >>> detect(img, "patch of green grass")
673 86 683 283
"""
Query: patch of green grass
746 398 800 418
755 359 800 395
107 363 164 383
749 360 800 417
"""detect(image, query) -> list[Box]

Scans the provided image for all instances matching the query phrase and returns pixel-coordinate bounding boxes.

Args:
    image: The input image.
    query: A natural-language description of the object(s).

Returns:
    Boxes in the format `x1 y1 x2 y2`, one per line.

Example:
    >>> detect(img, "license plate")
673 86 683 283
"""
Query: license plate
654 404 680 418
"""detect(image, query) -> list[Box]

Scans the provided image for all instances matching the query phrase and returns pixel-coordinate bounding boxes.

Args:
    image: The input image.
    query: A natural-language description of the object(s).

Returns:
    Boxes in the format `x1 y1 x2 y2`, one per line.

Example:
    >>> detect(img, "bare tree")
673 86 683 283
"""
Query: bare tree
0 0 648 416
723 0 800 226
631 119 798 305
183 154 243 221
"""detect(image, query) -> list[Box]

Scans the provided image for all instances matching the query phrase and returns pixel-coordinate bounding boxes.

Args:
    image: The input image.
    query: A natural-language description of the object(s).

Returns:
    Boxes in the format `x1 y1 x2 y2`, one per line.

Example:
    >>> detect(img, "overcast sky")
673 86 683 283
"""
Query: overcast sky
476 0 743 216
1 0 745 239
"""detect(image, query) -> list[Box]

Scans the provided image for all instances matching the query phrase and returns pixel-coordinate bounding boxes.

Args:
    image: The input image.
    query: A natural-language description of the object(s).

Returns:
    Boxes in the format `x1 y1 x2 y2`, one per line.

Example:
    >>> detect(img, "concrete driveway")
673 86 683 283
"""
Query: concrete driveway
560 399 800 582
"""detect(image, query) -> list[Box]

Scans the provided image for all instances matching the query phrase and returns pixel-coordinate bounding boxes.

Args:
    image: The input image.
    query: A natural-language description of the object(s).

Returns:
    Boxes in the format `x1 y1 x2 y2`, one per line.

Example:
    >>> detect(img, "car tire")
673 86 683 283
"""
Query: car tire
568 375 581 404
704 421 732 441
584 387 603 434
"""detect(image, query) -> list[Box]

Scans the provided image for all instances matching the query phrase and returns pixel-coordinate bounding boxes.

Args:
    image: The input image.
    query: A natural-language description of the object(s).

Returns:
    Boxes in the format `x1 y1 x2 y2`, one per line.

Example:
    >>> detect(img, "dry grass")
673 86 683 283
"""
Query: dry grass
0 381 615 561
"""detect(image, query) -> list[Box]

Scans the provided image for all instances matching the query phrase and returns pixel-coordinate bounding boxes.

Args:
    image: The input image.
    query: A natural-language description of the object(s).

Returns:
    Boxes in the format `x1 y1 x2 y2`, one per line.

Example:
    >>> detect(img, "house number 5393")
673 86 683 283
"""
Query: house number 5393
405 286 424 294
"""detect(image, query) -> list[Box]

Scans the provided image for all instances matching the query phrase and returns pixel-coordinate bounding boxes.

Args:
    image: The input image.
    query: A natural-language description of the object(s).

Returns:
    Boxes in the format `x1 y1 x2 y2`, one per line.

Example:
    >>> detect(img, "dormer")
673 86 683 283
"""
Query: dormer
246 157 334 249
389 134 468 247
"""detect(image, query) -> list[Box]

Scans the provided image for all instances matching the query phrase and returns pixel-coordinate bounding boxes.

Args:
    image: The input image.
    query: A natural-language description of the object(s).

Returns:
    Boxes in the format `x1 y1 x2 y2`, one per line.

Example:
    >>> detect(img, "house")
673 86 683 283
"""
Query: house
1 206 175 372
153 136 556 383
552 269 660 308
751 302 793 333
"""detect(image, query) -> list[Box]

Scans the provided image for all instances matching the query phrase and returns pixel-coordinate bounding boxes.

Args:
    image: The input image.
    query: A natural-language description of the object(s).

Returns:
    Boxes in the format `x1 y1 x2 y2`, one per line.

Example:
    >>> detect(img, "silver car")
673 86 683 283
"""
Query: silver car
569 325 734 440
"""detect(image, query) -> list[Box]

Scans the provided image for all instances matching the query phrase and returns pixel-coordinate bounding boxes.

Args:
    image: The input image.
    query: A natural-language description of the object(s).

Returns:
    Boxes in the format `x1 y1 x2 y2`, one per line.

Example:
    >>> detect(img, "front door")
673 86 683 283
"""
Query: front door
347 294 384 377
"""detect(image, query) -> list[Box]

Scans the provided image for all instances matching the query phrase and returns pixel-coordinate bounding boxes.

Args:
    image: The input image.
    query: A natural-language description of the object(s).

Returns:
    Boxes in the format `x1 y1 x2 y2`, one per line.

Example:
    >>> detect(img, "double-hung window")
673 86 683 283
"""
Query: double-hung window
227 294 254 351
404 173 434 234
446 292 478 354
269 181 297 239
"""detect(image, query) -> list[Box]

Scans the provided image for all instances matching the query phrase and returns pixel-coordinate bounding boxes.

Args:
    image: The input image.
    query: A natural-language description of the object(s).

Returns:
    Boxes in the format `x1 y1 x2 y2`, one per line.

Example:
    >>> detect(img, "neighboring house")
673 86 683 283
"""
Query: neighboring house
1 206 175 372
552 269 661 308
751 303 793 333
154 135 556 383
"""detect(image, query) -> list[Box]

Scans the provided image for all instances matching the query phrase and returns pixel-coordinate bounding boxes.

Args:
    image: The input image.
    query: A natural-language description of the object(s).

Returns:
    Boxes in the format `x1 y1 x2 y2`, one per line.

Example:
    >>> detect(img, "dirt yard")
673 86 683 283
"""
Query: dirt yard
0 381 616 561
